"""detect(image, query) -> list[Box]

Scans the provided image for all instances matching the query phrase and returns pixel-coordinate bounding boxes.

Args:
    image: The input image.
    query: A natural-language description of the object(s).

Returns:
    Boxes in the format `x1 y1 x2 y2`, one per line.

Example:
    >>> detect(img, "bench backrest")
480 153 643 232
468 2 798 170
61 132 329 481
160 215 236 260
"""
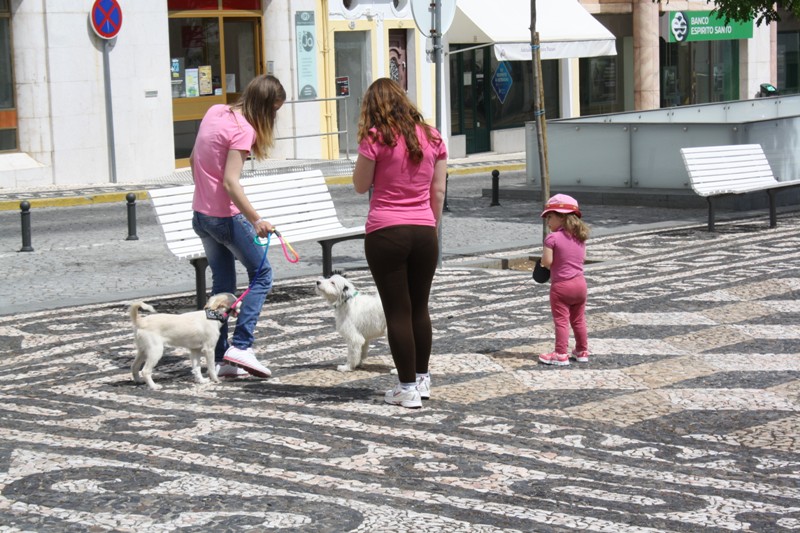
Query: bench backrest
148 169 348 259
680 144 777 197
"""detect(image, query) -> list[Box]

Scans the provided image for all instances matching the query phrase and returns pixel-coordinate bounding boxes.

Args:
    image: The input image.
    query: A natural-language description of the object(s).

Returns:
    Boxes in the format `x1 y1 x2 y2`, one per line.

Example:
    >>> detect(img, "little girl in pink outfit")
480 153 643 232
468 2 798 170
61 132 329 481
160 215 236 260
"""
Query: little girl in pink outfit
538 194 590 366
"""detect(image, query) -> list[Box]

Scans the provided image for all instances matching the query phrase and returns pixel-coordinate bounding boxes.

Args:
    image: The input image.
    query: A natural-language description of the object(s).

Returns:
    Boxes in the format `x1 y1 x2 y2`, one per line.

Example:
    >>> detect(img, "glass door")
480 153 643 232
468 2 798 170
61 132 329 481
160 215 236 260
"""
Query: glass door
451 47 491 154
335 31 371 155
223 19 261 105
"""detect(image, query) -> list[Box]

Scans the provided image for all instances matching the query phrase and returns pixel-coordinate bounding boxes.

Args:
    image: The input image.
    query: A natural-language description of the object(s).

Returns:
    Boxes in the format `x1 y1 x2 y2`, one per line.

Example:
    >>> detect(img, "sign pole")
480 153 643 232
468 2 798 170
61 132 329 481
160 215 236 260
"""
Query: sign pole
433 0 444 268
90 0 123 184
103 40 117 184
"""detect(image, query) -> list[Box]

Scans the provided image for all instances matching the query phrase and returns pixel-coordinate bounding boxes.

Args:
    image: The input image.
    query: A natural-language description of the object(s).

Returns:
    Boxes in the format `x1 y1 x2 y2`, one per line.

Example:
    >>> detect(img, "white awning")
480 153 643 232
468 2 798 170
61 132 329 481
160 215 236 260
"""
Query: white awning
447 0 617 60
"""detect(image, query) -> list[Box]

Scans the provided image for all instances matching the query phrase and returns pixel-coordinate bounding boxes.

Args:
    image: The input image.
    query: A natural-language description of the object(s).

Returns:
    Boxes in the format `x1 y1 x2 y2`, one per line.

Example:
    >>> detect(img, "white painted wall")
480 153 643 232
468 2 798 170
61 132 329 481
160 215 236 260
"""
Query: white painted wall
1 0 174 188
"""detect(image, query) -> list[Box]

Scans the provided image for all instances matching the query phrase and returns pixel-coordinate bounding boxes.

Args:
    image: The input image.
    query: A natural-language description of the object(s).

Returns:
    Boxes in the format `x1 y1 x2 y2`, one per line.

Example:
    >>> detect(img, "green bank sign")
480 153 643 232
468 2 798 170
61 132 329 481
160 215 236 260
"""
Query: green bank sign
667 11 753 42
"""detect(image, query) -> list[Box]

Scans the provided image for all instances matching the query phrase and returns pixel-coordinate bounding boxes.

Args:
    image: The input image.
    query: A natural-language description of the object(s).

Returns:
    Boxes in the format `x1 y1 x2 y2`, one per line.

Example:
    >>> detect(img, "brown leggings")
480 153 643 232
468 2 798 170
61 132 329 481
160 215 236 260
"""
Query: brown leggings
365 225 439 383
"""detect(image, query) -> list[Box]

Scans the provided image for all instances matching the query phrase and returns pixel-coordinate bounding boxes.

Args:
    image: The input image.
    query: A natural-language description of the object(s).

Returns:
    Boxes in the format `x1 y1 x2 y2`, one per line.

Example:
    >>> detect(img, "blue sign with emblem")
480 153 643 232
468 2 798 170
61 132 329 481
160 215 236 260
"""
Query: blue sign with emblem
491 61 512 105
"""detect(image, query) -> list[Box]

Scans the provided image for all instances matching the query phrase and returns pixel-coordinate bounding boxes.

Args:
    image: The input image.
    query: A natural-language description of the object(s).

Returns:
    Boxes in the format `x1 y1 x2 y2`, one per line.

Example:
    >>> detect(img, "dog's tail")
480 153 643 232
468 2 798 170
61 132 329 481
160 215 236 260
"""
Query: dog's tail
129 301 156 327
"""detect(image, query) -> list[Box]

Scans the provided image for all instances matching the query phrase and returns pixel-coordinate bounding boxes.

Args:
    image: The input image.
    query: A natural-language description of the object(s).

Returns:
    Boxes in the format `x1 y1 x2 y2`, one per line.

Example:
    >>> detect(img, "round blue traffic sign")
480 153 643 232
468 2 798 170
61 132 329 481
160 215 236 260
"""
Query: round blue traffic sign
90 0 123 40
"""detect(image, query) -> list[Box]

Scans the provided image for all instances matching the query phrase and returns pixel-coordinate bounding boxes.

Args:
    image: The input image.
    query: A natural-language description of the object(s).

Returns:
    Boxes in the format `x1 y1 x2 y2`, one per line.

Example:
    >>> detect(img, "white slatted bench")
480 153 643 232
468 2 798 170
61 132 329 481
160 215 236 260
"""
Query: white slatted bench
680 144 800 231
149 169 365 308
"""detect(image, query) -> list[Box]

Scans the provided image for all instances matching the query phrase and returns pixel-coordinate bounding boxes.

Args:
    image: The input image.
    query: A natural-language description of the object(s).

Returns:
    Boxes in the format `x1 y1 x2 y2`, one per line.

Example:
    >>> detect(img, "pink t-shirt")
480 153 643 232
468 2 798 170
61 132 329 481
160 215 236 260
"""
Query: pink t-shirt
544 228 586 282
358 125 448 233
192 104 256 217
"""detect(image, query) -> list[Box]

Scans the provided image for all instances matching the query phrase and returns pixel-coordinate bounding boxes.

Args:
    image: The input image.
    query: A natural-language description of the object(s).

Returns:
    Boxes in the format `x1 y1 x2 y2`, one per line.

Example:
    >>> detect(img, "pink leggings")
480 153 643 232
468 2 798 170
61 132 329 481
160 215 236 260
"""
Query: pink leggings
549 275 588 354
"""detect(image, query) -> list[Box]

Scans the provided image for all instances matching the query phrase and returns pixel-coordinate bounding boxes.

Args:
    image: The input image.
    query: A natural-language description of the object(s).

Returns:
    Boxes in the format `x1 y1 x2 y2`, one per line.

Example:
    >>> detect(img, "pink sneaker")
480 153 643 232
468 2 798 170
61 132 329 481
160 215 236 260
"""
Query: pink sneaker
539 352 569 366
572 350 590 363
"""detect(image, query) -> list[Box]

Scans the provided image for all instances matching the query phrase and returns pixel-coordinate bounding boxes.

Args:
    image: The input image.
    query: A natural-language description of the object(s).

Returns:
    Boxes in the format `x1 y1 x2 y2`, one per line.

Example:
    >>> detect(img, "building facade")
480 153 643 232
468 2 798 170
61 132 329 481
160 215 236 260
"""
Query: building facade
0 1 798 188
0 0 438 188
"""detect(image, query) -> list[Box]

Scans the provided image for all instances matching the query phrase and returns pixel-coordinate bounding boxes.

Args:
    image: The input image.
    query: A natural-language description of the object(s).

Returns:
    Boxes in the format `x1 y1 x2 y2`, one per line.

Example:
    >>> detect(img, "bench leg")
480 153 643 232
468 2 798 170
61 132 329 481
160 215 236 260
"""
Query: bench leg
767 189 778 228
706 197 716 232
321 241 334 278
190 257 208 309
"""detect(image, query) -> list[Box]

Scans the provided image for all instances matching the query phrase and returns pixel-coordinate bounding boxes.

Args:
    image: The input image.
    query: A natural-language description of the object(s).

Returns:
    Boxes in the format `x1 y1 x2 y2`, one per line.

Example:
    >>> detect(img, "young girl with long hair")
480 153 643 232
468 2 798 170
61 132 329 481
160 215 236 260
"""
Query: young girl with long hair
190 74 286 379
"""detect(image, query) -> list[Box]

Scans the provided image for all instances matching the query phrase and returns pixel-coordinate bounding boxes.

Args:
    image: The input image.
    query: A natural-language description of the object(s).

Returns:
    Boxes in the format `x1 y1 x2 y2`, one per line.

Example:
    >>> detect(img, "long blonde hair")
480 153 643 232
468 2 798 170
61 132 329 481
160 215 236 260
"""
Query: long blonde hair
357 78 441 164
234 74 286 160
562 213 590 243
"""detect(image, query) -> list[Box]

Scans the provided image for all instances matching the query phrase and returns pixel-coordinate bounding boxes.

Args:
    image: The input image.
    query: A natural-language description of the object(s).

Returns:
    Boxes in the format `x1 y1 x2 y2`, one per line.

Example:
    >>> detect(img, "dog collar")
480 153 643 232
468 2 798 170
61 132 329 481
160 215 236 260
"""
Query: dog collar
333 290 359 308
205 309 229 322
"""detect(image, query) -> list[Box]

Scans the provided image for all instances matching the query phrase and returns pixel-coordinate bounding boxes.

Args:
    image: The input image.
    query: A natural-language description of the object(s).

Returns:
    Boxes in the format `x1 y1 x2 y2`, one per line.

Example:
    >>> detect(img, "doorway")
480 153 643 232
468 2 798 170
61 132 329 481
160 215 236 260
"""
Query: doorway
449 46 491 154
334 31 371 155
169 15 262 165
388 29 407 91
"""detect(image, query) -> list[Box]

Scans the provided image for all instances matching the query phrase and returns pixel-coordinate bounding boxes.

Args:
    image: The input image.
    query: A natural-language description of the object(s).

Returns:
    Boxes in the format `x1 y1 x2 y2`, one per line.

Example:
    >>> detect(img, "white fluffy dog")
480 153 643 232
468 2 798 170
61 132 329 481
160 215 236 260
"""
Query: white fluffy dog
315 275 388 372
129 293 239 390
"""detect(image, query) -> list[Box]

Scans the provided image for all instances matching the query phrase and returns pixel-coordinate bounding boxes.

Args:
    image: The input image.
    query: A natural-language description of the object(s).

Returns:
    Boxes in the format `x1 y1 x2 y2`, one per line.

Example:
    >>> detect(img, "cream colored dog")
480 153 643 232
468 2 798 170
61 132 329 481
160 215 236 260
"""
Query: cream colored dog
315 275 390 372
129 293 239 390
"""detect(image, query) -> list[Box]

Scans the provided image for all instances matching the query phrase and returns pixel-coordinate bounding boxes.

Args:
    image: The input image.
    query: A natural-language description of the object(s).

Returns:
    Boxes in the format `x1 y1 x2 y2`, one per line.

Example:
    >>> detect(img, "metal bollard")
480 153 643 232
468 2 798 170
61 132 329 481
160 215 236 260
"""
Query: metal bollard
490 169 501 207
125 193 139 241
19 201 33 252
443 172 450 212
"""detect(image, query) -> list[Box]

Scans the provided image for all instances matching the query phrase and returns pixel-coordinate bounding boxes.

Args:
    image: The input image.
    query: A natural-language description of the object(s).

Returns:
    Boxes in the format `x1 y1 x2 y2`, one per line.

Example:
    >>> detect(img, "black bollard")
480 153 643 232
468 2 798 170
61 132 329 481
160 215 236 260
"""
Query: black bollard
125 193 139 241
19 201 33 252
490 169 501 207
443 172 450 212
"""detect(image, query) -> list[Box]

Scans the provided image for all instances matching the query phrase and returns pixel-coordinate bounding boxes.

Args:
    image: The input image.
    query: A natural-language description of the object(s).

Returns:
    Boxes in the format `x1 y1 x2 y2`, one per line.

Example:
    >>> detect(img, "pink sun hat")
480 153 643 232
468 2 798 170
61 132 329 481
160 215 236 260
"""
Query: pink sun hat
540 194 581 218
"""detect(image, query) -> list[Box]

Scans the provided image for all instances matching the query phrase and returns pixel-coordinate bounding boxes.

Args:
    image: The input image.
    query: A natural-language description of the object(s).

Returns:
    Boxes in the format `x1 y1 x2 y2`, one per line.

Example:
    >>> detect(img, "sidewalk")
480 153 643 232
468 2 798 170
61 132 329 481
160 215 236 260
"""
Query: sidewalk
1 210 799 531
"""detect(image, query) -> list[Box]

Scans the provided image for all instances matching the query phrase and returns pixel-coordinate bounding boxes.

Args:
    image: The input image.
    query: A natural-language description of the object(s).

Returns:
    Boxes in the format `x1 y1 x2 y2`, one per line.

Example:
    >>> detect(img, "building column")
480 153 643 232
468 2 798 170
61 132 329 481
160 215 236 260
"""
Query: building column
633 0 659 110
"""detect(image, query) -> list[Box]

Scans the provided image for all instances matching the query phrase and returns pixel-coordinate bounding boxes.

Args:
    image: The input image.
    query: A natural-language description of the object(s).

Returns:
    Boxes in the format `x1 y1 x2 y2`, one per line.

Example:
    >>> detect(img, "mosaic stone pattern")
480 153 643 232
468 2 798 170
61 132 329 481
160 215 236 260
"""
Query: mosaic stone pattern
1 216 799 531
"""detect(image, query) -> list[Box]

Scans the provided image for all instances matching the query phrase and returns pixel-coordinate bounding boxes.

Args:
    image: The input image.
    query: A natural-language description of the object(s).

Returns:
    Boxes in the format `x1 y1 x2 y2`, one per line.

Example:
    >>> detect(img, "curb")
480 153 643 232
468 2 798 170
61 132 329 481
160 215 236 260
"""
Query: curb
0 191 150 211
0 163 526 211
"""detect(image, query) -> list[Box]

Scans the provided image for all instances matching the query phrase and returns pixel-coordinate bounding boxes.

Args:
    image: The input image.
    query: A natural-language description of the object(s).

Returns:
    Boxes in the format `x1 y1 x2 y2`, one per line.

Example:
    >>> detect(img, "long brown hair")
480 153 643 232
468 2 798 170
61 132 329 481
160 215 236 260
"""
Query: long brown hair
562 213 590 243
357 78 441 164
234 74 286 160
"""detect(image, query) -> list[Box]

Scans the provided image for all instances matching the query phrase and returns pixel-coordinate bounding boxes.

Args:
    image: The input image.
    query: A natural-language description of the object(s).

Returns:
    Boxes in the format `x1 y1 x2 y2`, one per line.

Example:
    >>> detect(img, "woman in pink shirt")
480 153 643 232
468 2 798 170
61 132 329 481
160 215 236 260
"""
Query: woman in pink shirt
190 74 285 380
353 78 448 408
538 194 591 366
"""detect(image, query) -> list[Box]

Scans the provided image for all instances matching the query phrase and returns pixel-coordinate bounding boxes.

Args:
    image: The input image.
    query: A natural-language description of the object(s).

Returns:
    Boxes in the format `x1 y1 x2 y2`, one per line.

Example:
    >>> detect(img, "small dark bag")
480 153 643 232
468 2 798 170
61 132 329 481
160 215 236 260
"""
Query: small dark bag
532 259 550 283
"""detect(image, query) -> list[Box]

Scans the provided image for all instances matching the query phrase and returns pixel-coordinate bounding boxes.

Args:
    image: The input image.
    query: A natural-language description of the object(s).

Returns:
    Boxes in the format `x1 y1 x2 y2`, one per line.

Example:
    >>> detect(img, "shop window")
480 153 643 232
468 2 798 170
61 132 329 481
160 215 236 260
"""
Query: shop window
489 57 560 130
169 18 222 98
580 53 624 116
0 2 16 152
660 39 738 107
168 1 262 163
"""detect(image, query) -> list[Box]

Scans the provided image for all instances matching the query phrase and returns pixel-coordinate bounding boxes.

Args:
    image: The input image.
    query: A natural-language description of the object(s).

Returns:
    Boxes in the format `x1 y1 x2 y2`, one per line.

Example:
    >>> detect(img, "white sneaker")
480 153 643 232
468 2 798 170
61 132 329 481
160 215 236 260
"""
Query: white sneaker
417 374 431 400
223 346 272 378
215 363 249 379
384 383 422 409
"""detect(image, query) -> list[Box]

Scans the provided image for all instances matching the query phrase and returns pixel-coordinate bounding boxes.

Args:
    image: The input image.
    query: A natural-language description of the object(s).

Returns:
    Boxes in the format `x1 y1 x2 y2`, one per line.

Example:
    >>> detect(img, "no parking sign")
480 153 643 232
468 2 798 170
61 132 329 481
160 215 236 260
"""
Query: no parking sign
90 0 123 40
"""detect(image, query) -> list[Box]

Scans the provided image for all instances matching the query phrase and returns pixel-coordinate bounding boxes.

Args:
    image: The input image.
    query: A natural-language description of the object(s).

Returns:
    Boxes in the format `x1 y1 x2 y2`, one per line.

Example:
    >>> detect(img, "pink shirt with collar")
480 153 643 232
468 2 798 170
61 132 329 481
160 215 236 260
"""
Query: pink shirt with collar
192 104 256 217
358 125 448 233
544 228 585 282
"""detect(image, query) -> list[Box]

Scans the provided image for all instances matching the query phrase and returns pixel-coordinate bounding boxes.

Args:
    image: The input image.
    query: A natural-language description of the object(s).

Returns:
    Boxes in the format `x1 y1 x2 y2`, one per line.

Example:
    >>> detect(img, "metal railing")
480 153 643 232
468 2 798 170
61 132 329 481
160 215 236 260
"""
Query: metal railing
273 95 352 161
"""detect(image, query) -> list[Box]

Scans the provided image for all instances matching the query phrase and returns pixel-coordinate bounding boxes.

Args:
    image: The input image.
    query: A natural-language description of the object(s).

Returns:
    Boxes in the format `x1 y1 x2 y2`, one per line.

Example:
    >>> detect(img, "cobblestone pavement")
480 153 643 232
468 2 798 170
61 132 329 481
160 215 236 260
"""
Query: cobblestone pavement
1 214 799 531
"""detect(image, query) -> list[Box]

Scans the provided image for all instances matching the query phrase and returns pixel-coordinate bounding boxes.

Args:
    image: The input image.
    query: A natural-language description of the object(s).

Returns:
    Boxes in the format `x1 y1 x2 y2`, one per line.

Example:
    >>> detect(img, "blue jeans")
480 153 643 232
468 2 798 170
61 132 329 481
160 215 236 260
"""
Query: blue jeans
192 212 273 361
